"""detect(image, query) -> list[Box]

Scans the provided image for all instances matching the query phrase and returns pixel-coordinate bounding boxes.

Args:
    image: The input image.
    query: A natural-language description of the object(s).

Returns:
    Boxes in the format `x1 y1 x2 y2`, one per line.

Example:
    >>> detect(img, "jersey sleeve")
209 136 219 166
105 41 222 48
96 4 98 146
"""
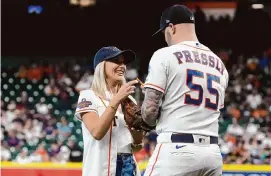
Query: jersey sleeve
74 90 98 121
144 50 168 94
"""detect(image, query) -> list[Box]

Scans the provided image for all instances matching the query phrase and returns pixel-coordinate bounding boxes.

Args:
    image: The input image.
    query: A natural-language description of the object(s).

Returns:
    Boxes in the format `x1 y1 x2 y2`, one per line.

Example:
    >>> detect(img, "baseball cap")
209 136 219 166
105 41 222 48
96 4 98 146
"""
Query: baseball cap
152 5 195 36
93 46 136 69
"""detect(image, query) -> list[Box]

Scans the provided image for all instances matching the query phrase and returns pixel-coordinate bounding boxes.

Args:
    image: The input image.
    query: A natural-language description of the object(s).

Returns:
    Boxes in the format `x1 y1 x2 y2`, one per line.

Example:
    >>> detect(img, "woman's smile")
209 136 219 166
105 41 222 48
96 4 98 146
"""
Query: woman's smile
115 68 125 76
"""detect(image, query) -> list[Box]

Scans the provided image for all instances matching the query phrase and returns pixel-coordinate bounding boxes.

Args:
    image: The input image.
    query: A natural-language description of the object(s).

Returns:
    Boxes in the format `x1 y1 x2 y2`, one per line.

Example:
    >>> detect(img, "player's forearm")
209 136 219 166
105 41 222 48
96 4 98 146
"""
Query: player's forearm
141 88 163 126
142 104 159 126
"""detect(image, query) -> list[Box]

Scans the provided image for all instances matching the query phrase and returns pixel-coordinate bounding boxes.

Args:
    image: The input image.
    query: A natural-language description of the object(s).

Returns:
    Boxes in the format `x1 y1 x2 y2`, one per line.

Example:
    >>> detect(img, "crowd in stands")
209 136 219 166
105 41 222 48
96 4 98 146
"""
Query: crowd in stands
218 54 271 165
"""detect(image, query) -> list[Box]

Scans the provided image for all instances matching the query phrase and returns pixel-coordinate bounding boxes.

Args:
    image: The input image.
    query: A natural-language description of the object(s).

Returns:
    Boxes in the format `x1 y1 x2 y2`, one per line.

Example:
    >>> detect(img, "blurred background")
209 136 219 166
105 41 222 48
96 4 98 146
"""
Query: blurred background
1 0 271 175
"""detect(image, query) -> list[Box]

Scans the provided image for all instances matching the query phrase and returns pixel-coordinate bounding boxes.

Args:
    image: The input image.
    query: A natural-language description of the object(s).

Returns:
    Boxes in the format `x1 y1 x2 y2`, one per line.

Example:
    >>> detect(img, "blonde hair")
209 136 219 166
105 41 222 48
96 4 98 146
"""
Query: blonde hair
91 61 126 100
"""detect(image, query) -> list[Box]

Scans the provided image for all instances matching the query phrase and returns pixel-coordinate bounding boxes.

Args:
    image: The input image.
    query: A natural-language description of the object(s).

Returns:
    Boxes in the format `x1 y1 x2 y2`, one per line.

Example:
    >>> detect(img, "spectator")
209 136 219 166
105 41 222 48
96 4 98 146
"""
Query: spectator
259 51 270 73
30 143 49 162
44 118 57 136
57 117 72 141
48 142 61 162
43 63 54 77
75 72 93 92
27 63 43 81
36 99 49 115
19 91 31 109
15 148 32 164
5 101 17 125
242 58 266 88
58 145 71 163
263 88 271 105
125 66 138 81
245 122 259 138
6 130 20 147
18 65 28 79
67 139 83 162
262 131 271 148
23 118 41 144
44 78 60 96
1 141 11 161
261 146 271 164
59 73 73 87
226 118 244 137
246 89 262 109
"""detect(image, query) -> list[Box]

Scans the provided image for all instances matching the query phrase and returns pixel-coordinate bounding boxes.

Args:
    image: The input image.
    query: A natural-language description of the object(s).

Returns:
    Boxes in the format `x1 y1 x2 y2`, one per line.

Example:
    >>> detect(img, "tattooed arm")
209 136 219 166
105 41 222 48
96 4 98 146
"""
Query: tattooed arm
141 88 164 126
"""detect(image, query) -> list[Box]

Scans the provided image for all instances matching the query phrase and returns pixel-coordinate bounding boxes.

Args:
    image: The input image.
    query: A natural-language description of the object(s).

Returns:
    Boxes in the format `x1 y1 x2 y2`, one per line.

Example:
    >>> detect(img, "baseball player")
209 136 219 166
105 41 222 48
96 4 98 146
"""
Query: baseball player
141 5 229 176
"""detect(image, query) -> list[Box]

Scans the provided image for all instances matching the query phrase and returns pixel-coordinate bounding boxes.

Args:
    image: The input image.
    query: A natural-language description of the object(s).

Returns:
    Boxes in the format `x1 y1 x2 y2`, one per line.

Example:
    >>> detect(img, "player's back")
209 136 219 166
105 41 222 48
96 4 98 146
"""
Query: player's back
153 41 228 137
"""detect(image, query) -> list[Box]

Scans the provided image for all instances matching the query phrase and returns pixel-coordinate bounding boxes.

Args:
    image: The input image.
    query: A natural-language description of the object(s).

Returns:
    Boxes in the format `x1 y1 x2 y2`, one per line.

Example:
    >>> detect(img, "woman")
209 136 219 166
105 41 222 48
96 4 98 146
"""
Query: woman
75 46 144 176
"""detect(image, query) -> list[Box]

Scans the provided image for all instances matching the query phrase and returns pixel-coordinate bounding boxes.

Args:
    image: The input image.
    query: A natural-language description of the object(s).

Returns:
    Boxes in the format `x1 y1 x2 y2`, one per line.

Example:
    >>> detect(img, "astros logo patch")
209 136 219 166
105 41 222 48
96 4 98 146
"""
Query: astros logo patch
77 98 92 109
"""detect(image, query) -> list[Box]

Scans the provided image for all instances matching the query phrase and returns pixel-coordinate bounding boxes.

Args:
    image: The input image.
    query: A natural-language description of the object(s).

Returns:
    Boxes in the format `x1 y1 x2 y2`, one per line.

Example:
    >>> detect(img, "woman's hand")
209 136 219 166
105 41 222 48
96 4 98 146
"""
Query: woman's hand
111 80 138 107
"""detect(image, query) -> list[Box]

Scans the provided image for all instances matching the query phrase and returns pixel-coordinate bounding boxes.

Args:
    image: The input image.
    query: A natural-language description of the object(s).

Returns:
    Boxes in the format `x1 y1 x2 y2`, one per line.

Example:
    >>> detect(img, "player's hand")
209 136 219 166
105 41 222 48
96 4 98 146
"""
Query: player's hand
113 80 138 103
141 87 146 94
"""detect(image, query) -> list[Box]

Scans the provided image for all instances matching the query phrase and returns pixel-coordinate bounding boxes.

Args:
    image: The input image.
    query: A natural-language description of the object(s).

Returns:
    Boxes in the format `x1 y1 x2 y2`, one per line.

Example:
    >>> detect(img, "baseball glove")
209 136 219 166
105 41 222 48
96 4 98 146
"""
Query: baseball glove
121 96 155 132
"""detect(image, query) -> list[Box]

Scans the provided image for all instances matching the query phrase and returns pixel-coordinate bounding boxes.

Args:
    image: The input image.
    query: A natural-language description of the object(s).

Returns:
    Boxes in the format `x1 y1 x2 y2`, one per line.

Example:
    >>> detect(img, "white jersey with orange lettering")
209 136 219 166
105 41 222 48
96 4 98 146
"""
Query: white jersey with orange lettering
144 41 229 137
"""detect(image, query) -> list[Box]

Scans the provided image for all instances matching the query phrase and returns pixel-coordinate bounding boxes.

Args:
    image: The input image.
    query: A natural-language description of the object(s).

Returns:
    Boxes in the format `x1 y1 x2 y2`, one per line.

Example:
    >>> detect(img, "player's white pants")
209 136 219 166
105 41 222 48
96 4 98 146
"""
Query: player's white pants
143 134 223 176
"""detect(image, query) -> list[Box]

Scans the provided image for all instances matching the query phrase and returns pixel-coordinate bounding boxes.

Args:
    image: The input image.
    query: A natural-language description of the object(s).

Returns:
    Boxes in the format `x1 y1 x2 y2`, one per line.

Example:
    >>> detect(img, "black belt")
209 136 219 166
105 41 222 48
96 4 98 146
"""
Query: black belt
171 133 218 144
